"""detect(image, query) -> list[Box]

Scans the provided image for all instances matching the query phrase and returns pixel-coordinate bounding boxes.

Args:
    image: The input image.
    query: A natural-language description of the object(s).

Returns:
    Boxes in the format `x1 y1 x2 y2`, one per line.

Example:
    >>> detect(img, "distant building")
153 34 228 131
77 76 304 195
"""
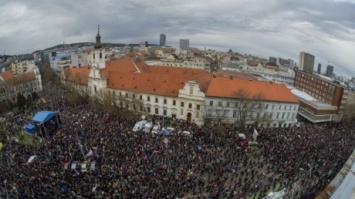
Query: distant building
326 65 334 77
10 59 35 75
269 57 277 64
277 58 293 67
317 63 322 74
0 67 42 103
179 39 189 51
160 34 166 46
299 51 315 74
293 70 349 123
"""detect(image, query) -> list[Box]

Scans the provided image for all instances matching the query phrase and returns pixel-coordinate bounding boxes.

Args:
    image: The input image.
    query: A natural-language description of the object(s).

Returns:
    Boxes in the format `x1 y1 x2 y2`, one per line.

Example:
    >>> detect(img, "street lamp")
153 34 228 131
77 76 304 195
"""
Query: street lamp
4 179 8 199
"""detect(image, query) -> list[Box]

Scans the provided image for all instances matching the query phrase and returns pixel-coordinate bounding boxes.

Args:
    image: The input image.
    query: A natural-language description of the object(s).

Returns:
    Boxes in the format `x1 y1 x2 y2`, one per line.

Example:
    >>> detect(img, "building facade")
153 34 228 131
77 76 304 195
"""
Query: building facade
0 68 42 103
294 70 348 122
326 65 334 77
205 76 299 128
179 39 189 51
160 34 166 46
317 63 322 74
299 51 315 74
61 30 299 128
11 59 36 75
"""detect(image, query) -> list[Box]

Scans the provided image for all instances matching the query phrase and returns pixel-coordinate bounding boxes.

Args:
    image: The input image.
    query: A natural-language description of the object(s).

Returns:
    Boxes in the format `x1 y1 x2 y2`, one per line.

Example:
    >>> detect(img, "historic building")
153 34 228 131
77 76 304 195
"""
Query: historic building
61 29 299 127
0 66 42 103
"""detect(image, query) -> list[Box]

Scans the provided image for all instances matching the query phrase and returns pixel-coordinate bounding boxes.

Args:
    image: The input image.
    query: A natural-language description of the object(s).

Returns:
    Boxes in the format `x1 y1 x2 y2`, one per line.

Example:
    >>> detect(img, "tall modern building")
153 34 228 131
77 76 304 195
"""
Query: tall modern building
326 65 334 77
160 34 166 46
299 51 315 74
317 63 322 74
179 39 189 50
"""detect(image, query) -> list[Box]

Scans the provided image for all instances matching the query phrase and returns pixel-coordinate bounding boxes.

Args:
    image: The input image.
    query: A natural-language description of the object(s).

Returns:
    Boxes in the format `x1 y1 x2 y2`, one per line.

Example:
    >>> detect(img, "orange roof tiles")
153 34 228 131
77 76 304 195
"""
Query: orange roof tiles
107 67 212 97
100 57 138 77
64 66 90 85
206 76 299 103
215 70 257 80
134 62 212 92
0 71 13 82
0 71 36 85
124 52 142 59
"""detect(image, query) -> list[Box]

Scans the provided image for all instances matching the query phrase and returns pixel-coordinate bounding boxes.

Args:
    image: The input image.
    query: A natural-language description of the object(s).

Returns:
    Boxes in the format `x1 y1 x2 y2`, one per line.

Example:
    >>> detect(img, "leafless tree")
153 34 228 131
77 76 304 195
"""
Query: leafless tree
233 88 269 131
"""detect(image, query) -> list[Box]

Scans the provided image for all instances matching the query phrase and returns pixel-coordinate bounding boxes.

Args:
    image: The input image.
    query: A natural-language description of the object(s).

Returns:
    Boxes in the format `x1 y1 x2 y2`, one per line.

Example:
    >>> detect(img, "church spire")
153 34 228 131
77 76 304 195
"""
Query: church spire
94 25 102 49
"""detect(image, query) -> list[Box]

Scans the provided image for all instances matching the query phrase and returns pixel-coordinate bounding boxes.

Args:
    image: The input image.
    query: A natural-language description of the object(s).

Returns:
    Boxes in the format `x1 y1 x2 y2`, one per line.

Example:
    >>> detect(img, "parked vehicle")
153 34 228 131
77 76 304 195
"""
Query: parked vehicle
151 123 161 134
132 120 147 132
143 121 153 133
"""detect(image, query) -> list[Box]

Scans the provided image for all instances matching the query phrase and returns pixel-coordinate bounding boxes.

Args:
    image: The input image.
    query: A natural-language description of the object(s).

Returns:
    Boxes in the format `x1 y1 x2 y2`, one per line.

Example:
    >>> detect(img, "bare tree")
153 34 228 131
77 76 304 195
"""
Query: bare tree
202 100 230 127
233 89 267 131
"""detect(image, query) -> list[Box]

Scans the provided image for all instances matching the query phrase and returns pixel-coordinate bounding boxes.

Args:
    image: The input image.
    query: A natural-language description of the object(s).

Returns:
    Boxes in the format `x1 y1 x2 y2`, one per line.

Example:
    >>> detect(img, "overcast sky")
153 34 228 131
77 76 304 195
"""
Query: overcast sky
1 0 355 77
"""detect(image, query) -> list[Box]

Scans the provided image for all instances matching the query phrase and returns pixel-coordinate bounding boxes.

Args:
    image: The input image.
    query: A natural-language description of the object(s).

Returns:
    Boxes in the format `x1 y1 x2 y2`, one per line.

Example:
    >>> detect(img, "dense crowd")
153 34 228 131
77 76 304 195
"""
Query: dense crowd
0 99 354 199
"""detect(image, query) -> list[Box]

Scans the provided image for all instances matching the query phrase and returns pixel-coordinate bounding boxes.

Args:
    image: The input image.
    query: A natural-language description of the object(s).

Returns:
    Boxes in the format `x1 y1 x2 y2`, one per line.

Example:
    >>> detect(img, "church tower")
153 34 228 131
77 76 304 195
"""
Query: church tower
91 25 106 69
88 25 107 97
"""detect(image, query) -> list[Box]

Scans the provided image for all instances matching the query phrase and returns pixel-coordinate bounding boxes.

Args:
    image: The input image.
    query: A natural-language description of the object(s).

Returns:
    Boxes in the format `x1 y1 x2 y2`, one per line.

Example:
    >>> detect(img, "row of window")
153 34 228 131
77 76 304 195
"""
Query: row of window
118 102 200 118
209 100 298 111
109 91 201 110
230 110 296 120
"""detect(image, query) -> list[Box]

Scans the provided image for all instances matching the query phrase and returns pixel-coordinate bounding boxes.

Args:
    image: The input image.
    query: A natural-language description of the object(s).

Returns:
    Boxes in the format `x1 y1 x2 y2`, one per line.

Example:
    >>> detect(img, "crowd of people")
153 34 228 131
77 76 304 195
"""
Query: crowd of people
0 98 354 199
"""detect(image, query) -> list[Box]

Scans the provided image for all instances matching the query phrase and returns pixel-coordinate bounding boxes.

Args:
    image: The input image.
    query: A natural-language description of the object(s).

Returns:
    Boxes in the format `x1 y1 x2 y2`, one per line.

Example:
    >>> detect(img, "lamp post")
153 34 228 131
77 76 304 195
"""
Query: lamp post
4 179 8 199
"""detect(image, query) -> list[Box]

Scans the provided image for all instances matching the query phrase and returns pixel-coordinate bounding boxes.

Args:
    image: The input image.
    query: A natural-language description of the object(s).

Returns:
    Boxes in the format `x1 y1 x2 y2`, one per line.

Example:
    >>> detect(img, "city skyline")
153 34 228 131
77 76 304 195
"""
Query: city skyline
1 0 355 77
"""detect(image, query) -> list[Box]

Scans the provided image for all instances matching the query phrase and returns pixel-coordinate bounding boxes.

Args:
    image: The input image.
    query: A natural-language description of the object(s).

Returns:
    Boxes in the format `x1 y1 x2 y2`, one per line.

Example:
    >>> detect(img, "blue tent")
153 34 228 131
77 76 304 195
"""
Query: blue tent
26 124 35 135
32 111 57 124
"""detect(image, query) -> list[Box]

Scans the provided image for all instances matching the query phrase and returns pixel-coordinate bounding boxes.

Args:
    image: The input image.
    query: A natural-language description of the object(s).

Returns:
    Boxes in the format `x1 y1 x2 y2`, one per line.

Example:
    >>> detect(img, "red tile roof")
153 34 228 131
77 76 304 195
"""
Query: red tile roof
100 57 138 77
215 70 257 80
107 70 212 97
64 66 90 85
0 71 13 82
0 71 36 85
206 76 299 103
135 62 212 92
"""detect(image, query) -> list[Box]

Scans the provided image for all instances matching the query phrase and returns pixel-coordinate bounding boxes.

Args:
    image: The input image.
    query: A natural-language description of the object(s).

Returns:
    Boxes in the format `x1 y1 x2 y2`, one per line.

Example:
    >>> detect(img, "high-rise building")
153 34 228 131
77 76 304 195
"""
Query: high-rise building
179 39 189 50
299 51 315 74
326 65 334 77
160 34 166 46
317 63 322 74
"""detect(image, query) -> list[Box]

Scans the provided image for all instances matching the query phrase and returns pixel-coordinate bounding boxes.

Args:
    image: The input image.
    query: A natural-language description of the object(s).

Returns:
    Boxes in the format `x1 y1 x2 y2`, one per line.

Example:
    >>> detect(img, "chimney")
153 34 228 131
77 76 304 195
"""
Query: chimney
230 76 233 80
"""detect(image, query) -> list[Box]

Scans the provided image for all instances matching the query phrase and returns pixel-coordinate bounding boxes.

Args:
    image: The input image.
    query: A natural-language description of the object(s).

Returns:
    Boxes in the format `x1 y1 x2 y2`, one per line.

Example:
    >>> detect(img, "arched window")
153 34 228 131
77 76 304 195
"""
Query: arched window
93 53 95 59
99 51 102 59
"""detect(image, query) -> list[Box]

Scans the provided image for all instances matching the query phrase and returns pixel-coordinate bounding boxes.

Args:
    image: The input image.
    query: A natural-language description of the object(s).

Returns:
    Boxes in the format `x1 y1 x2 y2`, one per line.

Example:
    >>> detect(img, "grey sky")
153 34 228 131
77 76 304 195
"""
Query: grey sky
1 0 355 77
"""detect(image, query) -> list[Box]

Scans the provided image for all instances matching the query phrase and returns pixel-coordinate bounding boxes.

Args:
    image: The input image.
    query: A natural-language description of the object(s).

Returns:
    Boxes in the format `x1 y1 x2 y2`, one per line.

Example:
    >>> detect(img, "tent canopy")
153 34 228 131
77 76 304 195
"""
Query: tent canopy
32 111 56 124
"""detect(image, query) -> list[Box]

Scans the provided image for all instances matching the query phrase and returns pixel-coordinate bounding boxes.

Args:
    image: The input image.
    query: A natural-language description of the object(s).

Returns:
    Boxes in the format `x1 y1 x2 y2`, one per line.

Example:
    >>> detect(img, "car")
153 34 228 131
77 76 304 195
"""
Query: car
143 121 153 133
151 123 161 134
132 120 147 132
